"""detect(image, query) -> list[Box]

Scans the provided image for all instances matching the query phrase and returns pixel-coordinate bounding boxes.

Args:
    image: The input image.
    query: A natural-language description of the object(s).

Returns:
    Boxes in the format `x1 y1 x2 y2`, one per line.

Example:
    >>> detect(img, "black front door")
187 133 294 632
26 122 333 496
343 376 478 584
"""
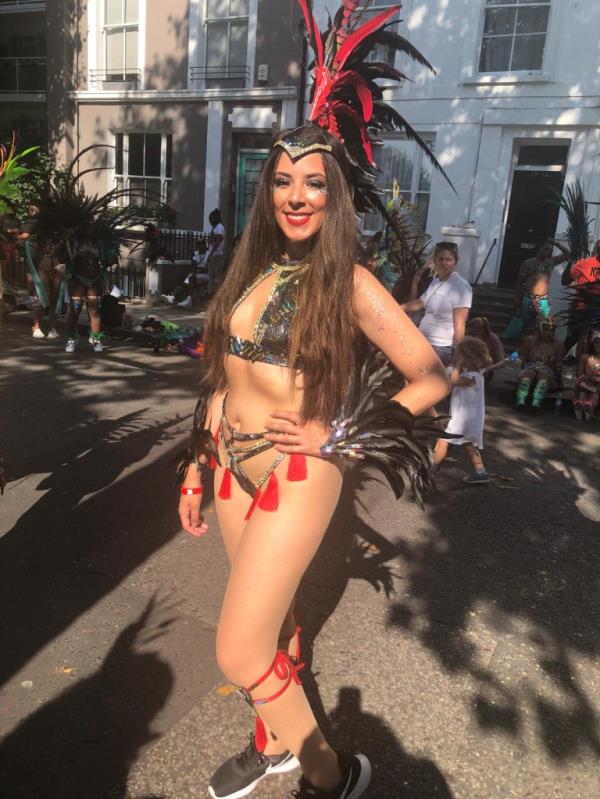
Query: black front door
498 168 566 289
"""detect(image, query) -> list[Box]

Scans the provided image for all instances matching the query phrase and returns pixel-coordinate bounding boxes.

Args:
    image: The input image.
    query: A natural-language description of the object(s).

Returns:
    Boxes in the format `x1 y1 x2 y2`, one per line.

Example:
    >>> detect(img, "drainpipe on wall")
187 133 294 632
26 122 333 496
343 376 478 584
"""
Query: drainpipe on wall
466 113 484 224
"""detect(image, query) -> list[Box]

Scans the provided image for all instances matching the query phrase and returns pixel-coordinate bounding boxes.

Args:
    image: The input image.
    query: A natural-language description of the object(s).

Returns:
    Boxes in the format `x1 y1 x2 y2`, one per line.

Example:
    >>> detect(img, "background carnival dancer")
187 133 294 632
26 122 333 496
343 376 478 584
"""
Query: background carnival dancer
515 317 565 411
177 3 452 798
24 236 64 339
573 330 600 421
401 241 472 366
30 144 164 355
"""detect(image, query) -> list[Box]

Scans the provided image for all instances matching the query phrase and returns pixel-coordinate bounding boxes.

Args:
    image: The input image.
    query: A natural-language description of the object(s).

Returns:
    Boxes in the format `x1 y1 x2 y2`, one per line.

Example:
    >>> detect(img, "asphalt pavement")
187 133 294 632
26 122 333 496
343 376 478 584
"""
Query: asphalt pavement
1 311 599 799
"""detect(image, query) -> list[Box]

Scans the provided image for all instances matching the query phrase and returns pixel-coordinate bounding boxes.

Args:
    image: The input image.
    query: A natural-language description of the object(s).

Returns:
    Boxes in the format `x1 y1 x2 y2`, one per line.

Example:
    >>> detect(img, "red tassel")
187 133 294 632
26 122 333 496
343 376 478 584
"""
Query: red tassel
218 467 232 500
255 717 267 754
244 488 262 521
287 454 307 482
258 471 279 512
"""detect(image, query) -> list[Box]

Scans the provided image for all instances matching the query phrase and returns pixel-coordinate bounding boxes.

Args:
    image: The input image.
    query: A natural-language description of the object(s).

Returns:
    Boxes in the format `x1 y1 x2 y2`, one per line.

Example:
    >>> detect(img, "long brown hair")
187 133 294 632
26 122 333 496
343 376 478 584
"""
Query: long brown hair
203 133 362 422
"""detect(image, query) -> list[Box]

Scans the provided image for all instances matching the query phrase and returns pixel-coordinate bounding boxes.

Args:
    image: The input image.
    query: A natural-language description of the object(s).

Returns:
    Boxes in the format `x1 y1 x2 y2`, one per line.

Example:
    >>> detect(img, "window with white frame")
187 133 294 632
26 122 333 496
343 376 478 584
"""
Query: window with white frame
103 0 139 80
114 132 172 208
205 0 249 77
363 136 435 232
479 0 551 73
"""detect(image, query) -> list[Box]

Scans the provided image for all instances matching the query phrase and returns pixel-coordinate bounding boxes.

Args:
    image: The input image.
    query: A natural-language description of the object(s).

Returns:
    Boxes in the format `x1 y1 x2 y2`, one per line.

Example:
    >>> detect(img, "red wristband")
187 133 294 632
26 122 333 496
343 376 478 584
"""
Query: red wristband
181 486 203 495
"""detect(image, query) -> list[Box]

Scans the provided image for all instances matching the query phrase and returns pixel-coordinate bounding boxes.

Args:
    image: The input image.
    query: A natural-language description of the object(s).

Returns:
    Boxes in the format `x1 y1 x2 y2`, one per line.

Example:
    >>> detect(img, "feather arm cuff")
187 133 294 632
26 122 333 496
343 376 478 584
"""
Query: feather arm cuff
320 398 441 508
175 386 221 484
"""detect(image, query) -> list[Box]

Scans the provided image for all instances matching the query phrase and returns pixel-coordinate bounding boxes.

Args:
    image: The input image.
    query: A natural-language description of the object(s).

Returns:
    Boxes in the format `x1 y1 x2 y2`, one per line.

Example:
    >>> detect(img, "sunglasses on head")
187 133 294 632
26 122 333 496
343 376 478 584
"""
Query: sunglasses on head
435 241 458 252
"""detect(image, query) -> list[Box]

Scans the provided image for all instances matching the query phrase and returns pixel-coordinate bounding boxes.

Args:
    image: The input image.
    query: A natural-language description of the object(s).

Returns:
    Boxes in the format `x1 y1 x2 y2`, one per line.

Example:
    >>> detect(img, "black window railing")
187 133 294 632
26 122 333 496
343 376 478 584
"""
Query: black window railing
89 68 142 88
0 57 46 92
190 64 250 83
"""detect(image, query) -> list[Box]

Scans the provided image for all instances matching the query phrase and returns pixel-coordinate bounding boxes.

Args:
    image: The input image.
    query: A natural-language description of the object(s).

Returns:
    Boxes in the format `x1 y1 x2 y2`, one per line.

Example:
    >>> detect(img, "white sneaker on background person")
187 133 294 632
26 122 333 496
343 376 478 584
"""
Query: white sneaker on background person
32 328 45 339
47 328 59 339
177 296 192 308
65 338 77 353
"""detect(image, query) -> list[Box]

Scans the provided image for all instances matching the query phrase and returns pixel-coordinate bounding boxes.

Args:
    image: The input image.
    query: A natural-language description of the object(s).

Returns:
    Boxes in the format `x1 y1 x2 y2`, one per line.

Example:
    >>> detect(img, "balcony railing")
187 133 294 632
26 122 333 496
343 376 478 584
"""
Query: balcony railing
0 0 45 11
190 64 250 84
89 68 142 89
0 57 46 93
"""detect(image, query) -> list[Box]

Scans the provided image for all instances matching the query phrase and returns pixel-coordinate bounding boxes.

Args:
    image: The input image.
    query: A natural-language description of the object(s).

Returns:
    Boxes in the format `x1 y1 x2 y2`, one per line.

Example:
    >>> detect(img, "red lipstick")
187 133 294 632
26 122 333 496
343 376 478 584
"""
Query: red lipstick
285 213 311 227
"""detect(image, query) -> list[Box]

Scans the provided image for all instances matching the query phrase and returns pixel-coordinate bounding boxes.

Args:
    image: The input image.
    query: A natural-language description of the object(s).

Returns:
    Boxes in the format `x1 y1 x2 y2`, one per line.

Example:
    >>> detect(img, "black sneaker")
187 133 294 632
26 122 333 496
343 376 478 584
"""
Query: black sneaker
292 754 371 799
208 734 300 799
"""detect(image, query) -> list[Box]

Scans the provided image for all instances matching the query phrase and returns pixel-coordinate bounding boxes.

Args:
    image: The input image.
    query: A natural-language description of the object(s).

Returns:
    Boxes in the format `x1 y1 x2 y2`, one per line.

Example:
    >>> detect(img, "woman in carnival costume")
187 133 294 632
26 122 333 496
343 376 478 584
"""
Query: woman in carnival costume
30 145 155 354
177 3 451 798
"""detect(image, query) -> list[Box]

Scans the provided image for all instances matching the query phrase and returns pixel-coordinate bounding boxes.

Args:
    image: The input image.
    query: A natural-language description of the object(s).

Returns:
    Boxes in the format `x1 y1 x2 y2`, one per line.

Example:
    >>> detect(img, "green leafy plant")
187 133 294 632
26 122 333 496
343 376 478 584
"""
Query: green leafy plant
375 180 431 301
0 133 39 214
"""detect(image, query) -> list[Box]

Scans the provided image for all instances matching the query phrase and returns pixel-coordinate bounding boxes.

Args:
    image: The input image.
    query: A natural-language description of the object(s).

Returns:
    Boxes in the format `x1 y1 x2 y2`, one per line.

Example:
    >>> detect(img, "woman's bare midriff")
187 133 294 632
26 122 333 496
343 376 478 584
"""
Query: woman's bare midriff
221 354 341 488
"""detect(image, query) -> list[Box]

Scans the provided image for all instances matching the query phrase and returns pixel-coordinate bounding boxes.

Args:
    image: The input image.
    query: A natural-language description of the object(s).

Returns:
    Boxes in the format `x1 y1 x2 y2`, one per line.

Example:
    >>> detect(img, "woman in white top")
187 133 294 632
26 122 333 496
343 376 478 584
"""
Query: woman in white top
402 241 472 366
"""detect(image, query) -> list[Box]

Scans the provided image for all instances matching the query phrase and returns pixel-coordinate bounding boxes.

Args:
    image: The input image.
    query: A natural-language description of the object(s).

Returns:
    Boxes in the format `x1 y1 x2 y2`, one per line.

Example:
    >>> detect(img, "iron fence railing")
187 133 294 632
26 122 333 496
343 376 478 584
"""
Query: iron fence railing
0 57 46 93
190 64 250 83
105 262 146 299
89 68 142 88
158 229 207 262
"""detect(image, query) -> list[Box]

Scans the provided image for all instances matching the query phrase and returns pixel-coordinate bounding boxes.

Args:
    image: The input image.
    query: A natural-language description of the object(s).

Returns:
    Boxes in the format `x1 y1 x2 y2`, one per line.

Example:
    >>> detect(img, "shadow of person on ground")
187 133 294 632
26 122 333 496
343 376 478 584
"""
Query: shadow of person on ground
0 597 172 799
296 687 454 799
0 411 191 685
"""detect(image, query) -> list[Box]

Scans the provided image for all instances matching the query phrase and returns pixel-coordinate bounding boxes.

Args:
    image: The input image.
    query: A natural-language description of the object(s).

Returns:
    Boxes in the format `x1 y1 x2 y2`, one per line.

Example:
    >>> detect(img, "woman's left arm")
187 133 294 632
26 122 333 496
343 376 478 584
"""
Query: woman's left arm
452 307 469 348
354 267 450 414
264 268 450 456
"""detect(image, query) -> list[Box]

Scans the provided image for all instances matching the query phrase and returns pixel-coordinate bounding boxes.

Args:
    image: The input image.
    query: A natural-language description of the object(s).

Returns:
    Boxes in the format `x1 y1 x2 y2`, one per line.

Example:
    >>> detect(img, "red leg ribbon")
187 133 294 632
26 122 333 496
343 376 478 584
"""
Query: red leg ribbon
218 467 232 500
287 453 307 482
254 716 267 754
258 471 279 512
246 650 305 706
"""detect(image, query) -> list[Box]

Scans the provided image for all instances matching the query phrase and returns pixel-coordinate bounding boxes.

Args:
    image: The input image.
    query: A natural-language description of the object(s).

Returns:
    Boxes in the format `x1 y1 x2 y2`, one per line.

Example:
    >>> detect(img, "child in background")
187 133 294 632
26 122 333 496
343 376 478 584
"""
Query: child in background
434 336 508 485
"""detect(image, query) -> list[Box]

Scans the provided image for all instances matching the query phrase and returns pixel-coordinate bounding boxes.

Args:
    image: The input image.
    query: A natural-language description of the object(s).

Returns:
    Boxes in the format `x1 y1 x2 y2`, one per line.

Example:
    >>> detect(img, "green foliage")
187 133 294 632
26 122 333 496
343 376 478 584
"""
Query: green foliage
16 151 69 217
375 182 431 300
0 134 39 214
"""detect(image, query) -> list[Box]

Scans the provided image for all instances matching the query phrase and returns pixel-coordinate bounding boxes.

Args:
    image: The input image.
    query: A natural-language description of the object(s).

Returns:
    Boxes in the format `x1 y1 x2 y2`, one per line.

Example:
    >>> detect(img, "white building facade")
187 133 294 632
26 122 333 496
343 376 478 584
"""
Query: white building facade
313 0 600 288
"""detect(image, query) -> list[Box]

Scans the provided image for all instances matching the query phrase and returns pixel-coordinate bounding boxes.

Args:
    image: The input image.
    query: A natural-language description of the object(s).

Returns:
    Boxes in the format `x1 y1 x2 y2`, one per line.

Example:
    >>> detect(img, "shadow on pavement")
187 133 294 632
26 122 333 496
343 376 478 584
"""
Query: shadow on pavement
0 597 171 799
328 687 454 798
386 406 600 764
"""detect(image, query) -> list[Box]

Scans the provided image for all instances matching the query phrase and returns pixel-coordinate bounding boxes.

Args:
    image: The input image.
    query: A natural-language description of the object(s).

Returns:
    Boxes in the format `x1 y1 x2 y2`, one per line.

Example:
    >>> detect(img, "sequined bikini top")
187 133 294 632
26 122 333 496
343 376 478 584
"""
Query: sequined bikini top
226 262 308 369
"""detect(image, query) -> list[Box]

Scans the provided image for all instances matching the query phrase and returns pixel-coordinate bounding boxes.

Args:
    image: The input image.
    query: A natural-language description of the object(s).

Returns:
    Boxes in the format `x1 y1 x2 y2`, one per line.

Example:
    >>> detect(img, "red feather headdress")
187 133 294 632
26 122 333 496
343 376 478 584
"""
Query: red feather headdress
274 0 452 218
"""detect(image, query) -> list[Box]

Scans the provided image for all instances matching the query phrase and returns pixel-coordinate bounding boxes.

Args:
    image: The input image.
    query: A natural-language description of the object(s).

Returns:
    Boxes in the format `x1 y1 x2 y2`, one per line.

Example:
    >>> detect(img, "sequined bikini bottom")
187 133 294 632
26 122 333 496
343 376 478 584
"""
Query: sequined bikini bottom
216 397 308 519
219 397 285 497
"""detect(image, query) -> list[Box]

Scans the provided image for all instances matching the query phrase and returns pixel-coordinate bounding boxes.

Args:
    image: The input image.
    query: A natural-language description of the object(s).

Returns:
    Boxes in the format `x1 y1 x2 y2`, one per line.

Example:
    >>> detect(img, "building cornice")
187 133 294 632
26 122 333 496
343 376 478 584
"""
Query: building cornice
69 87 297 104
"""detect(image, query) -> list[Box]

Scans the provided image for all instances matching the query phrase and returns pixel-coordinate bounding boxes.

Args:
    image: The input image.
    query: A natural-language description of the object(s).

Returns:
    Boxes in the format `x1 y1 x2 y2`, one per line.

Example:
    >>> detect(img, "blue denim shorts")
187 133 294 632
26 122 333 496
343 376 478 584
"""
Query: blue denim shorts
433 345 454 367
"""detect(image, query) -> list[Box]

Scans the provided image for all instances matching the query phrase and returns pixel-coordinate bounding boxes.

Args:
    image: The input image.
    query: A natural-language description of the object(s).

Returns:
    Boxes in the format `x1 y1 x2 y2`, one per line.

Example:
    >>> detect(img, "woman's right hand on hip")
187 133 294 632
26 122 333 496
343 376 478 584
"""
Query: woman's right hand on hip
178 493 209 538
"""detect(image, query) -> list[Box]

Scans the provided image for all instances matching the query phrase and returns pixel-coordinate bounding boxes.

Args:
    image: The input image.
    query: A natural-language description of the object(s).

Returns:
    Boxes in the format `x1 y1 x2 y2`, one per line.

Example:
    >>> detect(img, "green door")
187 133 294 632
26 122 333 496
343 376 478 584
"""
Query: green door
236 150 269 233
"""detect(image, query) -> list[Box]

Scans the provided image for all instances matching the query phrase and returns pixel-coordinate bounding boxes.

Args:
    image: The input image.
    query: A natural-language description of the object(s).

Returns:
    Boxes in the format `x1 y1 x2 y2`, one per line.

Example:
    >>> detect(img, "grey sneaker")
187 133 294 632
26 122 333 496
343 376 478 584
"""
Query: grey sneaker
208 735 299 799
462 471 491 485
65 338 77 353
